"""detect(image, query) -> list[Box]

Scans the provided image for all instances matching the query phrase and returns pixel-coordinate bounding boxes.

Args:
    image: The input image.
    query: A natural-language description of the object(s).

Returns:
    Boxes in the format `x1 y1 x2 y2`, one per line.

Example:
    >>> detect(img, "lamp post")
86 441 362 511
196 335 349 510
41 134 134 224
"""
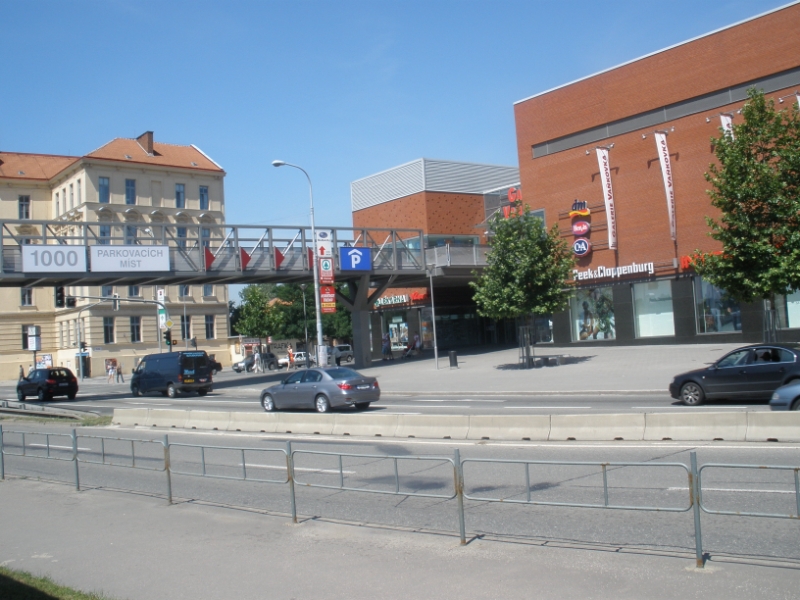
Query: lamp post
300 283 310 368
272 160 324 366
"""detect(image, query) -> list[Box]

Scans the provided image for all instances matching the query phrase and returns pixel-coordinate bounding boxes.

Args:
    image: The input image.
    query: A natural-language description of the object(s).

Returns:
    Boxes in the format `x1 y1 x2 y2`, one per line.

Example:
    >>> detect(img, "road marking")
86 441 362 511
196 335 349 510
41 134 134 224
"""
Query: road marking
668 486 795 494
503 406 591 410
126 402 171 406
409 398 505 403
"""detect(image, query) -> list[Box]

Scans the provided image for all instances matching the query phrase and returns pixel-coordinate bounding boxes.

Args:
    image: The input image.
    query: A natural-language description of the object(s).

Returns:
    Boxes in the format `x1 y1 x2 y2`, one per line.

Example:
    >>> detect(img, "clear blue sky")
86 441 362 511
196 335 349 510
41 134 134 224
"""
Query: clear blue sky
2 0 790 299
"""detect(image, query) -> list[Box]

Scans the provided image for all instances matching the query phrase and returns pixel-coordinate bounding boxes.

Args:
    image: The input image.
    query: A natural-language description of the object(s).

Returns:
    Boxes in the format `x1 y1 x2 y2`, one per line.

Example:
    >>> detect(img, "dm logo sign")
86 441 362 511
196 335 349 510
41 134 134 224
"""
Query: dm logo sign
573 238 592 257
572 221 590 236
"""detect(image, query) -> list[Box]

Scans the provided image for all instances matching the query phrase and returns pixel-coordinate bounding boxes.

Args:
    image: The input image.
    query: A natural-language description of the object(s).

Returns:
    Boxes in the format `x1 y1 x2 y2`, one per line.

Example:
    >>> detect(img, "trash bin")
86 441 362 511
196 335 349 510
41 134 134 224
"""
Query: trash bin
449 350 458 369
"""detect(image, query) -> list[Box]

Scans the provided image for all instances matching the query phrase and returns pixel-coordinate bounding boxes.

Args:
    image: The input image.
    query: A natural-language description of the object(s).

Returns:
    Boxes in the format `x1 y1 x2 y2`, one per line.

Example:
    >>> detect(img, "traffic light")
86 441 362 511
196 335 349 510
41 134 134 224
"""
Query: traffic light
80 341 87 352
54 286 65 308
164 330 173 346
112 293 120 311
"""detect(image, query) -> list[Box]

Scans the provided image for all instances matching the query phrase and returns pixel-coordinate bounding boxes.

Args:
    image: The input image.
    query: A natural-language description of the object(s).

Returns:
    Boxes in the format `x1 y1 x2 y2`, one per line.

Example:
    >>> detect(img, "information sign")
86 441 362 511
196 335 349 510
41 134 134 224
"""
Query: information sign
90 245 170 272
319 257 334 285
22 246 87 273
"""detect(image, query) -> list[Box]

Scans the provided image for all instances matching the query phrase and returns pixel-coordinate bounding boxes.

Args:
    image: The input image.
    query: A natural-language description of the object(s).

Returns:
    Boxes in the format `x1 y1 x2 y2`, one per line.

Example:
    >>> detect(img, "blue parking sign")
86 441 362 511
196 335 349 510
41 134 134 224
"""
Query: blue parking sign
341 247 371 271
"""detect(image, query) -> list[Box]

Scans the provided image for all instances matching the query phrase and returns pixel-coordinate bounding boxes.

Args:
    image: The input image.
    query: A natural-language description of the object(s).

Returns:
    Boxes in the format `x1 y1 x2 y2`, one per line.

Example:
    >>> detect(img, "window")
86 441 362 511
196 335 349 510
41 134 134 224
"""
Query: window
18 195 31 219
179 284 190 297
125 179 136 205
55 192 60 216
125 225 138 244
694 277 742 334
59 322 65 348
22 325 32 350
69 183 74 208
99 177 110 203
103 317 115 344
77 179 82 205
632 280 675 338
176 226 187 248
181 314 191 340
130 316 141 343
201 227 211 248
199 185 209 210
99 224 111 245
203 284 213 297
128 285 140 297
175 183 185 208
101 285 113 298
717 349 751 368
21 288 33 306
205 315 215 339
571 287 615 341
777 291 800 329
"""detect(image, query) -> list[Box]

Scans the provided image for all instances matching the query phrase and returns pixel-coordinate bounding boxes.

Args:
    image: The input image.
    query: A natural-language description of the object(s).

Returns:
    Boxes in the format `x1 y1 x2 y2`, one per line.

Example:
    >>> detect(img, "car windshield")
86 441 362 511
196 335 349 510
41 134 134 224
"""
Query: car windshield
325 367 360 380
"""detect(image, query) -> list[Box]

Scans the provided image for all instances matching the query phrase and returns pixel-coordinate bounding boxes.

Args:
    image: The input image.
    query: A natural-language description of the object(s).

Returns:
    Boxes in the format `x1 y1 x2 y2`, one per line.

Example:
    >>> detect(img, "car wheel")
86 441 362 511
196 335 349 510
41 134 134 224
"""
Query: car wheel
268 362 275 371
355 402 370 410
131 384 142 397
37 388 48 402
315 395 330 413
791 398 800 411
680 382 705 406
17 389 25 402
67 392 76 400
261 393 276 412
198 389 208 397
167 384 178 398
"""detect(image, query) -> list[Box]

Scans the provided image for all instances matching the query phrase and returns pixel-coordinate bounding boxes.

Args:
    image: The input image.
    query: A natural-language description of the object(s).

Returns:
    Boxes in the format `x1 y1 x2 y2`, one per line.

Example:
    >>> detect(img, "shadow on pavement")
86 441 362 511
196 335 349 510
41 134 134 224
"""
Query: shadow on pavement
495 354 595 370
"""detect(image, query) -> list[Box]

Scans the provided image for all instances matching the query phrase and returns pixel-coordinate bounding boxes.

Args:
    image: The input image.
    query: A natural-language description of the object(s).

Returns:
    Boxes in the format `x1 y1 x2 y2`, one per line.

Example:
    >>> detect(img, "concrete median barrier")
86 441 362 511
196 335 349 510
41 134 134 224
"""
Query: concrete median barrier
332 413 399 437
549 413 645 441
274 413 335 435
185 410 232 431
228 411 279 433
145 409 189 429
395 414 470 439
644 412 747 441
112 408 149 427
467 415 550 440
746 412 800 442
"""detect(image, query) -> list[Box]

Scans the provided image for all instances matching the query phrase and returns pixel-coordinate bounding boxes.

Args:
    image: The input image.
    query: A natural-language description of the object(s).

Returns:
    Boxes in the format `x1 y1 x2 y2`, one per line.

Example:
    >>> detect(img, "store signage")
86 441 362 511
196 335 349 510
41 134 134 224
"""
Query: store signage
595 148 618 250
409 291 429 302
508 187 522 202
320 285 336 314
572 221 590 236
22 245 88 273
573 238 591 256
375 294 409 307
654 132 677 242
340 247 371 271
316 230 333 257
573 261 654 281
90 245 170 272
568 200 590 218
319 257 334 284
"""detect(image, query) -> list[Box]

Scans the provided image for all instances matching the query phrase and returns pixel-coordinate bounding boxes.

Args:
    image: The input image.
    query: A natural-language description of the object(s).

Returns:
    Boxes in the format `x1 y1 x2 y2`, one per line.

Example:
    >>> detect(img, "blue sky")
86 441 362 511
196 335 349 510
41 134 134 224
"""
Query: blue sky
2 0 790 298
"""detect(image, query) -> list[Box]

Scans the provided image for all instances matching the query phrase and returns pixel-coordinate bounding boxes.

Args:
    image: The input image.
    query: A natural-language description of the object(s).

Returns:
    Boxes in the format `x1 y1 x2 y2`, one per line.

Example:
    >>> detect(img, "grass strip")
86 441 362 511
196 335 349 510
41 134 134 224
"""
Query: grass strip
0 565 117 599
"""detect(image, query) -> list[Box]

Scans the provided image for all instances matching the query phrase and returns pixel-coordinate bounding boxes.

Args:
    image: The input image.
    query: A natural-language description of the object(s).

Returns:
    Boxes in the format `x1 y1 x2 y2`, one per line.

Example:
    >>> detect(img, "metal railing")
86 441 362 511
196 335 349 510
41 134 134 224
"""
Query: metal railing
4 425 800 568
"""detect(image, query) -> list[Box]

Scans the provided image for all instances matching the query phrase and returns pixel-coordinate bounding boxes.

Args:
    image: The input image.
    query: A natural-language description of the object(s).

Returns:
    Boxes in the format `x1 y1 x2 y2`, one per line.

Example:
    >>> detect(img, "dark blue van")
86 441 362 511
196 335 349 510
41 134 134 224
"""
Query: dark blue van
130 351 213 398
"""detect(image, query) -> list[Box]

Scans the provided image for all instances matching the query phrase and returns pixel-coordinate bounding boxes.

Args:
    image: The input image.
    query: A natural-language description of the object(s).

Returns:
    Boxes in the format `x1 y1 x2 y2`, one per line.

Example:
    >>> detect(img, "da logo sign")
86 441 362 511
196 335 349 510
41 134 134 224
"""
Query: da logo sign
573 238 592 257
569 199 590 218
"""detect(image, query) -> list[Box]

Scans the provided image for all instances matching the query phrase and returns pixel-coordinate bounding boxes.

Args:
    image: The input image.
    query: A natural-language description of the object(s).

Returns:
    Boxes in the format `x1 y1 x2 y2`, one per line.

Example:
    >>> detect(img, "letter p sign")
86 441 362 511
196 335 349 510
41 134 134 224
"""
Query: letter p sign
342 247 371 271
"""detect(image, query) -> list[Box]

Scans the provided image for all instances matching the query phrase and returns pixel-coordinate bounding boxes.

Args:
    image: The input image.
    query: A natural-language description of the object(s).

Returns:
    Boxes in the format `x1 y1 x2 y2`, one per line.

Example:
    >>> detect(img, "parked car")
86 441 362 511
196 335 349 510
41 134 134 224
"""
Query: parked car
209 358 223 374
336 344 354 363
770 380 800 411
130 350 213 398
278 351 315 368
17 368 78 402
260 367 380 412
232 354 255 373
233 353 279 373
669 344 800 406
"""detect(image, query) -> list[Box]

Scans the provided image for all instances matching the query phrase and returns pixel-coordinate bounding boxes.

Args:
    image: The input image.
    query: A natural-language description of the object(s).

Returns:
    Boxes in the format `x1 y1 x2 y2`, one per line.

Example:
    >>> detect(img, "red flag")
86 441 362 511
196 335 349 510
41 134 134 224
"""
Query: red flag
275 248 284 270
240 248 251 270
204 247 215 270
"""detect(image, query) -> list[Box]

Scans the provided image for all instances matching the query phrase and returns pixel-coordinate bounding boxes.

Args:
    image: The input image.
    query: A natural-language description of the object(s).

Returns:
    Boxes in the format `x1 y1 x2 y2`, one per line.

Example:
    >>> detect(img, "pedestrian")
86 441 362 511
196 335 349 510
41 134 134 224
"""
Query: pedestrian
28 364 34 375
18 365 25 380
381 333 393 361
116 361 125 383
413 332 421 356
107 362 115 383
287 345 295 369
254 349 262 373
333 345 342 366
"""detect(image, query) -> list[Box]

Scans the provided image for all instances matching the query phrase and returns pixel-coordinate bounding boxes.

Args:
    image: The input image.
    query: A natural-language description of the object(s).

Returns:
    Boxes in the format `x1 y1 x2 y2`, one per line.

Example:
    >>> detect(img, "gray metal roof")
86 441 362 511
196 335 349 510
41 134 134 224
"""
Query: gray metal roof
351 158 519 211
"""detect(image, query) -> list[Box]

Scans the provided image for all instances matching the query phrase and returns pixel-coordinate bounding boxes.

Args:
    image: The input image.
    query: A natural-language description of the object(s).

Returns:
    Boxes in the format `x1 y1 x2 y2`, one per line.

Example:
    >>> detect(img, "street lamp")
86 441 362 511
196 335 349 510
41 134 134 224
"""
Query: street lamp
300 283 310 368
272 160 324 366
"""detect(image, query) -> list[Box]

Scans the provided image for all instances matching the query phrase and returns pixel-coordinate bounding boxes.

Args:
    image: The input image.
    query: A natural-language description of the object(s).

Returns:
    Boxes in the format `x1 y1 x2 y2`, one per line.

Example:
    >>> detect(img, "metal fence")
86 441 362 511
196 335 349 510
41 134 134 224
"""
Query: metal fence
3 425 799 568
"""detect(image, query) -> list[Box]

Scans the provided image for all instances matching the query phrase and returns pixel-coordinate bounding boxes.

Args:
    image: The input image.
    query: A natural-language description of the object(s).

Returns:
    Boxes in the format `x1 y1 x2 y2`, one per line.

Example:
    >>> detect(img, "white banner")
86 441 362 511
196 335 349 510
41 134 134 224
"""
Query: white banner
22 245 87 273
654 132 677 242
595 147 618 250
90 245 170 272
720 114 734 138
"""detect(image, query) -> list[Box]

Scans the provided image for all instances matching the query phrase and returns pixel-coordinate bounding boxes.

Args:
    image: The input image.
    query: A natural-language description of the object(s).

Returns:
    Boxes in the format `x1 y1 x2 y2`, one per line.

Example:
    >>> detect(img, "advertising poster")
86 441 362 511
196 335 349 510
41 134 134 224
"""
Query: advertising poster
420 307 433 349
35 354 53 369
572 287 615 341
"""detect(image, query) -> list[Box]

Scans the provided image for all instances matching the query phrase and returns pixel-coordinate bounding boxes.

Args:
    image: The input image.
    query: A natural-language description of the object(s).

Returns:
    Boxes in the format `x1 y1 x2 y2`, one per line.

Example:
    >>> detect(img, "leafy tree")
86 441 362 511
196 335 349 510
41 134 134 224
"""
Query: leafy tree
234 284 274 337
262 283 353 345
694 88 800 303
470 208 574 320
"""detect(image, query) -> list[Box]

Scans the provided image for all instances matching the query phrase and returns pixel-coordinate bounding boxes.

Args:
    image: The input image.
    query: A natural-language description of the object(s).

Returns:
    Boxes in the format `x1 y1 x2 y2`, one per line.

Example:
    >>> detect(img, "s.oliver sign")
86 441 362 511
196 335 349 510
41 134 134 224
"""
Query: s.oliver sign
90 246 170 272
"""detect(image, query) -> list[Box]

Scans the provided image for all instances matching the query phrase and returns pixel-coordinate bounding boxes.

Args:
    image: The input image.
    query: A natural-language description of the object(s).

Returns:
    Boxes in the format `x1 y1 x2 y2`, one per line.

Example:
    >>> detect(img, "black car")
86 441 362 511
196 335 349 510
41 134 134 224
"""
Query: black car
669 344 800 406
130 351 213 397
17 368 78 402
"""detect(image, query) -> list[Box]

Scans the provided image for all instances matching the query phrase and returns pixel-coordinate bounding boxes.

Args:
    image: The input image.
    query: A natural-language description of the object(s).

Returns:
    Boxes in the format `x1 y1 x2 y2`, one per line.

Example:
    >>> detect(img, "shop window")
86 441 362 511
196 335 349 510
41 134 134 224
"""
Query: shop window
633 280 675 338
694 277 742 334
571 287 615 341
776 291 800 329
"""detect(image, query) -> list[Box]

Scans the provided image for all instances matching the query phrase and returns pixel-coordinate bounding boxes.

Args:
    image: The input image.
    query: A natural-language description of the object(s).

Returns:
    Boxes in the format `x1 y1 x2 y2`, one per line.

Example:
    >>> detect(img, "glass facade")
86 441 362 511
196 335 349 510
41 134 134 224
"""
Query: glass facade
694 277 742 334
777 291 800 329
571 287 615 341
632 280 675 338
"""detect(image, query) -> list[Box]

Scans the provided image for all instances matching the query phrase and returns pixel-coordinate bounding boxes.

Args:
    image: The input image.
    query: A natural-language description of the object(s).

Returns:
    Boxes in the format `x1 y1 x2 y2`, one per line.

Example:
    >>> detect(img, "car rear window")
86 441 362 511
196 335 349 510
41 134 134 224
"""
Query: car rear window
325 367 360 380
180 352 208 375
49 369 71 379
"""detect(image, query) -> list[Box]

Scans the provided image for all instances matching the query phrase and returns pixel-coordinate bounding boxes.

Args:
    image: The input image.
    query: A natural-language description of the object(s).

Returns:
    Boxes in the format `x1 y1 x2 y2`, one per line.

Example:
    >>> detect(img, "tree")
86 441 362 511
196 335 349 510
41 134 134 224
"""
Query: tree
694 88 800 304
264 283 353 344
470 208 574 320
234 284 275 338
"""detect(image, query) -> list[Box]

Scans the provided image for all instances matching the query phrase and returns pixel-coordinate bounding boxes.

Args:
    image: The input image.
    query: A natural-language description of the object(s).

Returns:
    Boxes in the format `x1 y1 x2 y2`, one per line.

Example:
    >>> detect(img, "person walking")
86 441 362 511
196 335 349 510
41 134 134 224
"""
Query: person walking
116 361 125 383
287 345 295 370
333 345 342 366
18 365 25 380
253 349 262 373
413 332 421 356
28 364 34 376
381 333 393 361
107 362 115 383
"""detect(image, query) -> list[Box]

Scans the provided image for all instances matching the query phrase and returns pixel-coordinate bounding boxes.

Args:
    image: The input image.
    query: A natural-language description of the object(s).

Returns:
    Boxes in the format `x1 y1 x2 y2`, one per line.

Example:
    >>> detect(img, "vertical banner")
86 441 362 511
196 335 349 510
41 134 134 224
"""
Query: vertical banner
595 147 618 250
795 93 800 109
720 114 734 138
654 132 677 242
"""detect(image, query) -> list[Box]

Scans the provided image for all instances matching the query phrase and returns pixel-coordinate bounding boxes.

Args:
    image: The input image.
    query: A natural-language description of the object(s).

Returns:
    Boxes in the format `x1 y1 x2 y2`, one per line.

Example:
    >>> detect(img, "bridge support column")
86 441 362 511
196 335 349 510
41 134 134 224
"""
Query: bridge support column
338 275 395 370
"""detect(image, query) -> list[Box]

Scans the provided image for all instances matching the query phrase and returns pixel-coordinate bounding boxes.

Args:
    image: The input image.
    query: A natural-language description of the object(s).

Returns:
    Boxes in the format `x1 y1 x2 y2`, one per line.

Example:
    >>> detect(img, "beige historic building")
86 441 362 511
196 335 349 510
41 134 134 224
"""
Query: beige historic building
0 132 230 380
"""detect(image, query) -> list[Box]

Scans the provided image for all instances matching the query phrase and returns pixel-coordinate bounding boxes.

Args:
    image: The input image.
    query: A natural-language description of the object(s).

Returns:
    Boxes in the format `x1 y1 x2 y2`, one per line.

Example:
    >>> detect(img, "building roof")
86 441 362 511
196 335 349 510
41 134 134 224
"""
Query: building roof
86 138 224 172
0 152 79 181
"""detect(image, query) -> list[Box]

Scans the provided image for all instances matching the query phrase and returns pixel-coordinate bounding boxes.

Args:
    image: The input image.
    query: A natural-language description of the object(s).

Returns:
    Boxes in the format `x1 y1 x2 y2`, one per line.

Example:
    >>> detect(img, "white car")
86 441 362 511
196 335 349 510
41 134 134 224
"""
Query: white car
278 351 315 368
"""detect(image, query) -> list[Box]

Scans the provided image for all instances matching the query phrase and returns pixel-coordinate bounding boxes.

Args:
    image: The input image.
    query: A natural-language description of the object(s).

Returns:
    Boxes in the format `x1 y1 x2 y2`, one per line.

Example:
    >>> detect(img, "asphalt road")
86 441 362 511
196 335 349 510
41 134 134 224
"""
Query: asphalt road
2 422 799 565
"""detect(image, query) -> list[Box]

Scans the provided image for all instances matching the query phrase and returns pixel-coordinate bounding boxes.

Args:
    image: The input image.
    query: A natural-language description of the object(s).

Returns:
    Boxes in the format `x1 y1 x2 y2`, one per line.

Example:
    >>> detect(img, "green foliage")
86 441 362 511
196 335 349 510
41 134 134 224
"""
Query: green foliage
695 88 800 302
234 284 274 337
0 565 115 599
470 209 574 319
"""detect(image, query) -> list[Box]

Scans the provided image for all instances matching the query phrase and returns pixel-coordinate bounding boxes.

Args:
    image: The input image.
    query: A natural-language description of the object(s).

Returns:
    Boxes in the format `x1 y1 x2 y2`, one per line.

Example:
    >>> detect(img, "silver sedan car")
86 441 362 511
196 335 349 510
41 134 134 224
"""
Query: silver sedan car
260 367 380 412
770 380 800 410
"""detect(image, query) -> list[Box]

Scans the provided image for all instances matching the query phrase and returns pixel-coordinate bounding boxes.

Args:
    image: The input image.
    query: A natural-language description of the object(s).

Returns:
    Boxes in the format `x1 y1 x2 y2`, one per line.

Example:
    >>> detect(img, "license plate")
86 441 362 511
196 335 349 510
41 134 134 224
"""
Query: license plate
59 382 69 387
184 379 194 383
356 384 370 390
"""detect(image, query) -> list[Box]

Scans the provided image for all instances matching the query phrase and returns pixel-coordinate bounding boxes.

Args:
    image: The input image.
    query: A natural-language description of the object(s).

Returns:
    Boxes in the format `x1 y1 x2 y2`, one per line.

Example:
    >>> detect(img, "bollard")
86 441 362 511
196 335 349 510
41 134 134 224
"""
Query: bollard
690 451 704 568
449 351 458 369
72 428 80 491
286 441 297 523
0 424 4 480
163 434 172 505
454 449 466 545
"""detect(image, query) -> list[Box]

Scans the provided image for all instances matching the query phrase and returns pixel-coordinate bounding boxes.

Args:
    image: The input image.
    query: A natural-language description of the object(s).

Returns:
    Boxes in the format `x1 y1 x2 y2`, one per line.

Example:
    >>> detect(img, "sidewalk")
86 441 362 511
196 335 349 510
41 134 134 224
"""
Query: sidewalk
2 479 797 600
